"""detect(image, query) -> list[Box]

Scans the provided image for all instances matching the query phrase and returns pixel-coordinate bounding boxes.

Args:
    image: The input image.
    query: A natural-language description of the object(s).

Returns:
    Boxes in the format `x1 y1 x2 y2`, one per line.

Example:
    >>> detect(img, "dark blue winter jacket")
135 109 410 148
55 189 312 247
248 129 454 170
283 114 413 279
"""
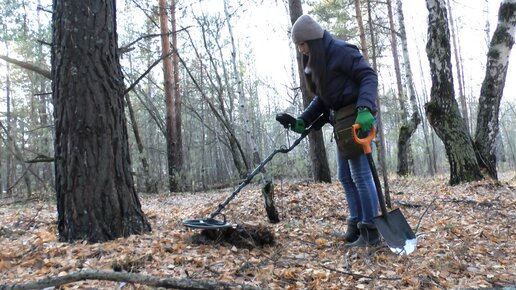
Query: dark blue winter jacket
300 31 378 125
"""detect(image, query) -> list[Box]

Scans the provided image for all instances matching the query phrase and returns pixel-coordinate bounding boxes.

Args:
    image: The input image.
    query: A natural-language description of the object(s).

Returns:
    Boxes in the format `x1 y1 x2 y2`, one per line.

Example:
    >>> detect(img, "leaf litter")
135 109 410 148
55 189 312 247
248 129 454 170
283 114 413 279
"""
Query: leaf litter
0 174 514 289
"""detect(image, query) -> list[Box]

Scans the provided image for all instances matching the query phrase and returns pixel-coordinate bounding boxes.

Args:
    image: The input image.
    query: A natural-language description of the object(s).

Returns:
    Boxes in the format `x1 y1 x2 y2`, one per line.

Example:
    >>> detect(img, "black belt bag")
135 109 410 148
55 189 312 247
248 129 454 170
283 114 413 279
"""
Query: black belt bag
333 104 363 160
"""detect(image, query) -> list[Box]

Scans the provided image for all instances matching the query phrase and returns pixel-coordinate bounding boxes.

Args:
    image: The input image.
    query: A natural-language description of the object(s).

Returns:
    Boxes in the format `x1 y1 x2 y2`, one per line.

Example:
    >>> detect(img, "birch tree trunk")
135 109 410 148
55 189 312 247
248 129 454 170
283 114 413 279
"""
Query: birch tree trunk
386 0 416 176
395 0 422 176
413 36 437 176
0 138 2 195
223 1 278 222
288 0 332 183
424 0 482 185
484 0 492 49
4 57 13 196
387 0 407 122
446 0 470 133
366 0 390 206
474 0 516 179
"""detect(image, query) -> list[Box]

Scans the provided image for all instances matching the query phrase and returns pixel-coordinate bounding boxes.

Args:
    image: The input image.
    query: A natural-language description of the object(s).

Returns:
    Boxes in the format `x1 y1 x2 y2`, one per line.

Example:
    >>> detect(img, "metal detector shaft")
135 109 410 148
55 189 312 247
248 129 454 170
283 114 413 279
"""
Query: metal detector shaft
209 130 310 219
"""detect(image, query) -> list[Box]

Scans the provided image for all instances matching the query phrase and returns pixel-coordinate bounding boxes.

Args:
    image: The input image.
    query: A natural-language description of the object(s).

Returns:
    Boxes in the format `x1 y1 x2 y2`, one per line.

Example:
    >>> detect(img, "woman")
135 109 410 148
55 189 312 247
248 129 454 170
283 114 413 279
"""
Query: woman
289 14 380 247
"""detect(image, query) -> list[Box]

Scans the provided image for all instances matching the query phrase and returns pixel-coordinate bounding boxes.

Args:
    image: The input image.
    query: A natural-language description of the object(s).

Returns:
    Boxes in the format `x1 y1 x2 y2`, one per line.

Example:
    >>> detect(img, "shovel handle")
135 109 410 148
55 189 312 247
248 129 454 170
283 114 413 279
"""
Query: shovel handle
352 124 389 218
351 124 375 154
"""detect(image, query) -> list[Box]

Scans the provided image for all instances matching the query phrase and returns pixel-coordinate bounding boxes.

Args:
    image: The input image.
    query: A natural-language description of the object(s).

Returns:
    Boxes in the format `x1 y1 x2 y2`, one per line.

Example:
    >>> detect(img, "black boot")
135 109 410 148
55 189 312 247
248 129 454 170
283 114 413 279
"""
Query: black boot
345 222 380 248
333 218 359 242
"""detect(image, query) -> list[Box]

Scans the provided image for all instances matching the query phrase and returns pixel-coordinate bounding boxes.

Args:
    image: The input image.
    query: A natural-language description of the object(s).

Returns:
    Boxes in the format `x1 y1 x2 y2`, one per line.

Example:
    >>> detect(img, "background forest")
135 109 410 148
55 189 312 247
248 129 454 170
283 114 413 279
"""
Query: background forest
0 0 515 289
0 0 515 197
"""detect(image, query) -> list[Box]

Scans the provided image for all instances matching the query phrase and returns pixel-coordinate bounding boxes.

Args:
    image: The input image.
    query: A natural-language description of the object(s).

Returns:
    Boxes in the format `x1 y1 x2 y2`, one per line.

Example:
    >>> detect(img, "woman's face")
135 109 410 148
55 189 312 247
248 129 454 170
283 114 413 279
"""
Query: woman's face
297 42 310 55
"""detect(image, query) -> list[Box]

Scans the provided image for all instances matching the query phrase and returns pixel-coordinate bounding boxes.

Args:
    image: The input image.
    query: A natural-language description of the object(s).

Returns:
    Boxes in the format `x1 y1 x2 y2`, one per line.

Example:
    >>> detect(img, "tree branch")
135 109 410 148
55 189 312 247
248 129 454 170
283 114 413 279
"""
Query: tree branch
123 50 174 96
119 28 190 53
0 270 263 290
321 265 401 281
25 155 55 163
0 55 51 79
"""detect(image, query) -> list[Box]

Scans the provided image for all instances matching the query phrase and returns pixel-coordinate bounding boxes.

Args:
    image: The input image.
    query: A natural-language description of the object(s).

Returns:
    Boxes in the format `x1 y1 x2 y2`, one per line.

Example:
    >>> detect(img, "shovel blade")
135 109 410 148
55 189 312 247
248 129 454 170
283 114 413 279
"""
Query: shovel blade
373 208 417 255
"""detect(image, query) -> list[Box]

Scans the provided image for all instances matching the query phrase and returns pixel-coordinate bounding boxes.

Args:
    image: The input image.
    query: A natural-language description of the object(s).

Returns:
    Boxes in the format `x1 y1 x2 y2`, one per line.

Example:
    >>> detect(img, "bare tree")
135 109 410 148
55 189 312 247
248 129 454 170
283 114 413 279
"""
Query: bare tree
424 0 482 185
446 0 470 133
223 1 278 222
181 18 249 179
170 0 184 190
391 0 421 176
474 0 516 179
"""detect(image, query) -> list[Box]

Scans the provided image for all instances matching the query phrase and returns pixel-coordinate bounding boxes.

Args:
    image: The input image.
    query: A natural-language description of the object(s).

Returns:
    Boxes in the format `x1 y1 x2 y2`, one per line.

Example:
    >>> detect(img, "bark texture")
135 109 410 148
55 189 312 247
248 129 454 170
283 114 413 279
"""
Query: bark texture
474 0 516 179
52 0 151 242
424 0 482 185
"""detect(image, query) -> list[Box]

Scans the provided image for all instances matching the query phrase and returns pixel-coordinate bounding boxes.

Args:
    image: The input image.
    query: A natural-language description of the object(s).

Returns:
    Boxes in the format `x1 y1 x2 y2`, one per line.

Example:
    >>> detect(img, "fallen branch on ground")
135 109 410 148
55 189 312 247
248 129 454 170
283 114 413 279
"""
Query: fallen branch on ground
0 269 263 290
321 265 401 281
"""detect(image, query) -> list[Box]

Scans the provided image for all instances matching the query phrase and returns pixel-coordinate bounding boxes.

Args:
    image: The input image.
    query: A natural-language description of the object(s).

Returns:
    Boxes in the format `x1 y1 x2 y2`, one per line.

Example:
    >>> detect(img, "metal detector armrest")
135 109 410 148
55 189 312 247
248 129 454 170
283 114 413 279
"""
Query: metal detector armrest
306 112 329 131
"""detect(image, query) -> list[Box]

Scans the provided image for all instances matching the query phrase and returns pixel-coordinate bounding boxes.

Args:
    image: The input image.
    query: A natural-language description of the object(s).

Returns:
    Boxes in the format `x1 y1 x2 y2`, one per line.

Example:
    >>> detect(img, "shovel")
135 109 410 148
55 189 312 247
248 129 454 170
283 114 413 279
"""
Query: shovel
352 124 417 255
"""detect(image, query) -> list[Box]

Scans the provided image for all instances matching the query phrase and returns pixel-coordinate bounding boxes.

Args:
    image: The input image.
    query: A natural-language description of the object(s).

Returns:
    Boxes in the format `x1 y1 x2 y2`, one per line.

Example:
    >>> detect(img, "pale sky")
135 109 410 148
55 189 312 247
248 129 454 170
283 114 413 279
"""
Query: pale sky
1 0 514 112
402 0 516 104
235 0 516 108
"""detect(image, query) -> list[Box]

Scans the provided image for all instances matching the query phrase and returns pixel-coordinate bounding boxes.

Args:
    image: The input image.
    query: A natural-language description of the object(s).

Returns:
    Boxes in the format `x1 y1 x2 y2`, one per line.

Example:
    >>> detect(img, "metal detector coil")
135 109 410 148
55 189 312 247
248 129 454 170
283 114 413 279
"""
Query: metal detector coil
182 217 234 229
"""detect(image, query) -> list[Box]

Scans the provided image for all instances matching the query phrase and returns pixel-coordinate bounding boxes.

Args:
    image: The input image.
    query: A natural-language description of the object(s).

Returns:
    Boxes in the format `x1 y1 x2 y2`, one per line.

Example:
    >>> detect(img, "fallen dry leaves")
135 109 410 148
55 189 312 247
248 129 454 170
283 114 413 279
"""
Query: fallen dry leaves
0 173 515 289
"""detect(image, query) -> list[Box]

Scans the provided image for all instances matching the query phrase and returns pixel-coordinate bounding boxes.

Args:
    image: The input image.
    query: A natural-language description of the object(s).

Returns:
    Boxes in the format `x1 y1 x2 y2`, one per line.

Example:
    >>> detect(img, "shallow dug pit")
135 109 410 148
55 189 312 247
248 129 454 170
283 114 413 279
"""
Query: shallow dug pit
188 224 275 249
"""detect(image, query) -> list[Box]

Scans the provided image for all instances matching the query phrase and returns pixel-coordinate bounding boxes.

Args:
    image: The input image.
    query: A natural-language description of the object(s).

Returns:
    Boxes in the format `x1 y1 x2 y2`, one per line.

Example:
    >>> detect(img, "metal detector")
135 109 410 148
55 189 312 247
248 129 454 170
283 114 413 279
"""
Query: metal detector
182 113 328 229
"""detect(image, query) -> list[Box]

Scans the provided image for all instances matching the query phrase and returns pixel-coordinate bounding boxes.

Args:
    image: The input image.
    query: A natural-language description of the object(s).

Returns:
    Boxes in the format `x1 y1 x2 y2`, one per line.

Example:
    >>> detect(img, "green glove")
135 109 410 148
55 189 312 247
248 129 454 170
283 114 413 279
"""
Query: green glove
291 118 305 134
355 107 374 132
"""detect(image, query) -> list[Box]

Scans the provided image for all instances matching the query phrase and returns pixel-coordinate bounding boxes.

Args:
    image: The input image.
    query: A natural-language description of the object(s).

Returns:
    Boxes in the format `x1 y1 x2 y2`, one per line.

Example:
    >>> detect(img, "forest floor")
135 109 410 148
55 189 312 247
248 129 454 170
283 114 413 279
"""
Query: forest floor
0 173 515 290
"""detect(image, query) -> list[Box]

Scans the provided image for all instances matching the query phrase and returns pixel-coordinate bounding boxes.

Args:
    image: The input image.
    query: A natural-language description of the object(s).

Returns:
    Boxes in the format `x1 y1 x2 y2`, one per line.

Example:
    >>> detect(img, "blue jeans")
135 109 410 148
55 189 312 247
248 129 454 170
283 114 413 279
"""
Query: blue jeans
337 149 379 223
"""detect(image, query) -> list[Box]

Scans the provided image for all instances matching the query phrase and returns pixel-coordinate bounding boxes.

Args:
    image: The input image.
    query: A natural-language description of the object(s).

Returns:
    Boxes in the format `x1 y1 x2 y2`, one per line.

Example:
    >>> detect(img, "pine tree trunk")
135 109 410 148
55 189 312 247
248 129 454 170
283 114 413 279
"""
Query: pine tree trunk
159 0 180 192
170 0 183 190
424 0 482 185
474 0 516 179
52 0 151 242
354 0 369 60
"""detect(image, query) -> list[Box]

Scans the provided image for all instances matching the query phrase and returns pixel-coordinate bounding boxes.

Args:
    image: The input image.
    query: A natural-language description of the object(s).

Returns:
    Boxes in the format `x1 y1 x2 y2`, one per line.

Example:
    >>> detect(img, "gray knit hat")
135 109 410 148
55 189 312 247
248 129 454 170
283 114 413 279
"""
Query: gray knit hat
291 15 324 44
